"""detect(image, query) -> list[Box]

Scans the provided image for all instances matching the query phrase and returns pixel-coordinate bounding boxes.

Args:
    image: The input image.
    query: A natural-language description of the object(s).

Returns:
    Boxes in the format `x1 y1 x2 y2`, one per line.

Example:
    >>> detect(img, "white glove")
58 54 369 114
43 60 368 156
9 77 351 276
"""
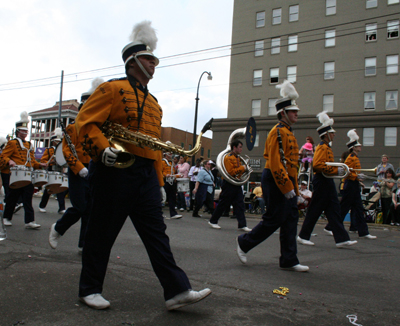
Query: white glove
79 167 88 178
102 147 121 167
358 173 366 181
284 190 296 199
338 166 344 176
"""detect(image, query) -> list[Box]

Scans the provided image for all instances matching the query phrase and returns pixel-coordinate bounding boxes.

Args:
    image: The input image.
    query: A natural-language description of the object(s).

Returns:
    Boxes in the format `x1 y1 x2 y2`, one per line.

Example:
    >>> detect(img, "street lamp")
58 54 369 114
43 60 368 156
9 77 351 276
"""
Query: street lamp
192 71 212 165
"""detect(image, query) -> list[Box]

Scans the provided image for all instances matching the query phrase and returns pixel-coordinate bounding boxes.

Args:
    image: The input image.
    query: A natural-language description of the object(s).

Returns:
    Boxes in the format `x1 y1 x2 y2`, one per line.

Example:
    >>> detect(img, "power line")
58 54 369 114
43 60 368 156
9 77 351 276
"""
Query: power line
0 11 397 89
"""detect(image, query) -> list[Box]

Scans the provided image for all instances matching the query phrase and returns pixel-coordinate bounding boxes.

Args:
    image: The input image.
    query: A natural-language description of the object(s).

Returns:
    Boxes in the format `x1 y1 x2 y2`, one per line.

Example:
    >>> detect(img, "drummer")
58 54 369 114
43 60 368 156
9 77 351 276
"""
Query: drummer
0 111 46 228
38 127 67 214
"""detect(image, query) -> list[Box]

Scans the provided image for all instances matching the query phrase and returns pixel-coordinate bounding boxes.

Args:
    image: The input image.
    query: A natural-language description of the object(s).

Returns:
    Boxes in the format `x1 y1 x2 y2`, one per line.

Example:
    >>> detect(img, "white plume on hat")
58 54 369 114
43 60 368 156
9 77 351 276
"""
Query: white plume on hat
0 136 7 146
317 111 334 127
276 80 299 100
88 77 104 95
347 129 359 142
54 127 63 139
129 20 158 51
20 111 29 124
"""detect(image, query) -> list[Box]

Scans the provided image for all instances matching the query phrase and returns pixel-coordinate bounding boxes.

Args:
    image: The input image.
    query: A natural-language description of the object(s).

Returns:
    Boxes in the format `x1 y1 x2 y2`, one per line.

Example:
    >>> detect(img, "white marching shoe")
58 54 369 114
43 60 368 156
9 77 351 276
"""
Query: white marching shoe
208 221 221 229
49 223 61 249
25 221 41 229
236 237 247 264
79 293 110 310
336 240 358 248
359 234 377 239
165 288 212 311
281 264 309 272
297 236 315 246
323 228 333 236
3 219 12 226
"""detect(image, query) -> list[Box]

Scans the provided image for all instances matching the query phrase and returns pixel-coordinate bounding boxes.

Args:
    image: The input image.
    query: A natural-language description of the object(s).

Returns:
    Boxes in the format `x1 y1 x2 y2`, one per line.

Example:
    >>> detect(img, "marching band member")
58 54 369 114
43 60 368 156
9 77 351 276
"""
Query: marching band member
48 78 103 251
325 130 376 239
38 128 67 214
236 80 309 272
162 152 182 219
207 139 251 231
0 112 45 228
297 112 357 247
75 21 210 310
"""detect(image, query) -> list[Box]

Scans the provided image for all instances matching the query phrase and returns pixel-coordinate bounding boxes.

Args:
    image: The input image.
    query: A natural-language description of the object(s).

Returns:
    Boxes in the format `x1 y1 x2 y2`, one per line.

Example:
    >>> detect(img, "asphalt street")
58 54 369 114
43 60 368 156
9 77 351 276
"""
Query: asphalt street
1 195 399 326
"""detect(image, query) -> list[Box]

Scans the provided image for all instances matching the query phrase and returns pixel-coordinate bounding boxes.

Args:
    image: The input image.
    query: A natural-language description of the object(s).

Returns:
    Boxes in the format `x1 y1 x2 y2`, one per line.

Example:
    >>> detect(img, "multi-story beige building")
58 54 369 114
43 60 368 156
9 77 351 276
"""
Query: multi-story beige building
212 0 400 182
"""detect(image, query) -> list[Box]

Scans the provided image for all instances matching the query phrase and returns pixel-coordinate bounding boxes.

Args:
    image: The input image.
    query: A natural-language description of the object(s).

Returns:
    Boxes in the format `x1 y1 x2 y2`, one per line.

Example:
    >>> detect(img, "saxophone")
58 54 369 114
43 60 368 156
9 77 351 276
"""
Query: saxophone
101 118 213 168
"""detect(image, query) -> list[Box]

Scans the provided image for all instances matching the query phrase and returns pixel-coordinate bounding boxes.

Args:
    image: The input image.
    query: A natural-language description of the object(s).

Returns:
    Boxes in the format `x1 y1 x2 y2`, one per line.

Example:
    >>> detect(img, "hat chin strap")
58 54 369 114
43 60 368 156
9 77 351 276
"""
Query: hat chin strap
133 56 153 80
282 110 293 126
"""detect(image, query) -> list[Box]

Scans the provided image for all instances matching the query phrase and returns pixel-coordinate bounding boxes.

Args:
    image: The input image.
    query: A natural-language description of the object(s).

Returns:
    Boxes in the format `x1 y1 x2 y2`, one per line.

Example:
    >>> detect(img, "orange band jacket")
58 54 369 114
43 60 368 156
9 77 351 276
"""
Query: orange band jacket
63 122 91 175
312 141 339 175
264 121 299 195
75 78 164 186
0 139 41 174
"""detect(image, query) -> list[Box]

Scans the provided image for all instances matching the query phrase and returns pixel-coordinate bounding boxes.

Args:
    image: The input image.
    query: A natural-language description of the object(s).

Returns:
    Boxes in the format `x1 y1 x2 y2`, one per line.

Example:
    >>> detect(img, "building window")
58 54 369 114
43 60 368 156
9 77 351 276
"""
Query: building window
271 37 281 54
268 98 277 115
366 0 378 8
181 142 184 148
363 128 375 146
388 20 399 39
189 144 192 150
254 133 259 147
326 0 336 15
364 92 376 110
387 55 399 74
385 127 397 146
270 68 279 84
323 95 334 112
366 23 377 41
255 40 264 57
208 149 210 158
256 11 265 28
253 70 262 86
252 99 261 116
388 0 399 4
365 57 377 76
324 62 335 79
386 90 398 110
272 8 282 25
201 147 204 156
287 66 297 83
289 5 299 22
288 35 298 52
325 30 336 47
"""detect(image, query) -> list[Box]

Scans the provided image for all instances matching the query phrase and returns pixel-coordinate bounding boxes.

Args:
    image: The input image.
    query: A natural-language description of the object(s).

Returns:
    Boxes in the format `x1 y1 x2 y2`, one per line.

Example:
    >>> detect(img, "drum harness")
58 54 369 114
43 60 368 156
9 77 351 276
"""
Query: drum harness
15 137 34 169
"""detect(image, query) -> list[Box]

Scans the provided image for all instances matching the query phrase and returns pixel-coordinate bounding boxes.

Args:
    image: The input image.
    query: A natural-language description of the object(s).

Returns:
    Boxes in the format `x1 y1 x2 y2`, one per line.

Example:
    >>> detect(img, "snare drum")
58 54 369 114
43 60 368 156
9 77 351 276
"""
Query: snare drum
32 170 48 187
46 171 63 194
10 165 33 189
57 174 69 193
177 177 189 193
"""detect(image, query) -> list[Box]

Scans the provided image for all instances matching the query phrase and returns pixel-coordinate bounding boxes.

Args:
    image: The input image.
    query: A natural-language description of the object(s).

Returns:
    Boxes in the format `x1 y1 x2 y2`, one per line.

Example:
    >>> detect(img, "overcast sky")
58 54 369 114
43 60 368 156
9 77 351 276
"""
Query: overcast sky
0 0 234 140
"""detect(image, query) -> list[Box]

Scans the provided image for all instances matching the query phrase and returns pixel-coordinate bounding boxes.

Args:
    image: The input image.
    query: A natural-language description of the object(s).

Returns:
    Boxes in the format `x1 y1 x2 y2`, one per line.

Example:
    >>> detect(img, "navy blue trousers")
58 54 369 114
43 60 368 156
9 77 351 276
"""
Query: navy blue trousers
194 183 214 215
163 182 178 217
326 179 369 236
55 167 90 248
299 173 350 243
3 183 35 223
39 188 66 211
238 169 299 268
210 180 247 228
79 158 191 300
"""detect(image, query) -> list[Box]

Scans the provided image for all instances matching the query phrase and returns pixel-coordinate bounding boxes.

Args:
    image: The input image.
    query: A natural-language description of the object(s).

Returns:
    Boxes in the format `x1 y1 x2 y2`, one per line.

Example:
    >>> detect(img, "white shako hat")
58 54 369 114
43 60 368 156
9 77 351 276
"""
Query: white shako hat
121 20 159 67
16 111 29 131
0 136 7 150
50 127 63 141
81 77 105 102
346 129 362 149
317 111 335 137
275 80 300 113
